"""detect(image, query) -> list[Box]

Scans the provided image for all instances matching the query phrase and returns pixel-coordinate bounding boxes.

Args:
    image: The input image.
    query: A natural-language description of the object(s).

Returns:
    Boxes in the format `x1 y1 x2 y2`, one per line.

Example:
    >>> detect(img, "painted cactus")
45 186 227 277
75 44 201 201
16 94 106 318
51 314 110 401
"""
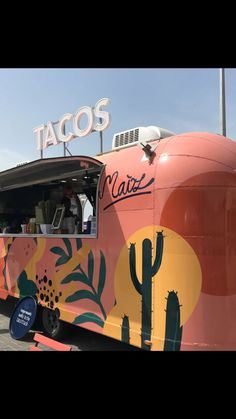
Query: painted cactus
129 231 164 350
164 291 182 351
121 315 130 344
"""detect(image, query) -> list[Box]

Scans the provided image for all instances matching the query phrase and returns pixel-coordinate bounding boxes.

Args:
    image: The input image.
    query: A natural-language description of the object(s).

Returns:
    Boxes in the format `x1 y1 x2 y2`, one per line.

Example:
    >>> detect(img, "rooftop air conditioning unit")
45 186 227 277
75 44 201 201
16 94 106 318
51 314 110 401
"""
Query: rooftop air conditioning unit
16 161 31 167
112 126 175 150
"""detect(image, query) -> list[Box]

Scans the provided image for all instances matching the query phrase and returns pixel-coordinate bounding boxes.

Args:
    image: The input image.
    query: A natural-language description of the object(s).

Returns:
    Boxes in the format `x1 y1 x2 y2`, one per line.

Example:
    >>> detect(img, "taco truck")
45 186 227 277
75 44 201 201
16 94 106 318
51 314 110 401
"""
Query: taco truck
0 100 236 351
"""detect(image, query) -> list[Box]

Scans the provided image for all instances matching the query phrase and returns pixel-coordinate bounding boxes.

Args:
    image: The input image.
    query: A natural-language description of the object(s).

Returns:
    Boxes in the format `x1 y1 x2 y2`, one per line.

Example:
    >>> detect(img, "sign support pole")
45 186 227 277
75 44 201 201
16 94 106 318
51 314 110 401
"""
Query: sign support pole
220 68 227 137
99 117 103 154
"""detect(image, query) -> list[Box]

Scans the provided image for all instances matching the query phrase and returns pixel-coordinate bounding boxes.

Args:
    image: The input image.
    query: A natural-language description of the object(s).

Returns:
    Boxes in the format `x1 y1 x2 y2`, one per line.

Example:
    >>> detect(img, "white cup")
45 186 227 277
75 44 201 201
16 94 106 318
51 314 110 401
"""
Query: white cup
21 224 27 234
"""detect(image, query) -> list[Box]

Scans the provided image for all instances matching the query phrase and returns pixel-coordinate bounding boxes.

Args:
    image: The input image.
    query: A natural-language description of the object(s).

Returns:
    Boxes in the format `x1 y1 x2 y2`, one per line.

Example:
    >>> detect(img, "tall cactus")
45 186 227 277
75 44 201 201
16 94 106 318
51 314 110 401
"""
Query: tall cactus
129 231 164 350
121 315 130 344
164 291 182 351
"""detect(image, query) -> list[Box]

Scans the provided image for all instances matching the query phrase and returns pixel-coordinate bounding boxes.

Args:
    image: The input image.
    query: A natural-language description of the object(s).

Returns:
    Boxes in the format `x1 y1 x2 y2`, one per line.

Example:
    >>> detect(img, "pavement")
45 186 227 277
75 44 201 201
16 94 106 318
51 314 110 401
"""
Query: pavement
0 297 140 351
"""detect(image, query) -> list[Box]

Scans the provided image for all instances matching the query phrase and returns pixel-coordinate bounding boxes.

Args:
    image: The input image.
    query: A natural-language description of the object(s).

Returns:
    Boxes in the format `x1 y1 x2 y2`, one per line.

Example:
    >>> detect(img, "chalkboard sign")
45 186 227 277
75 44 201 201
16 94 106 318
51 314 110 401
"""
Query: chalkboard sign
9 296 37 340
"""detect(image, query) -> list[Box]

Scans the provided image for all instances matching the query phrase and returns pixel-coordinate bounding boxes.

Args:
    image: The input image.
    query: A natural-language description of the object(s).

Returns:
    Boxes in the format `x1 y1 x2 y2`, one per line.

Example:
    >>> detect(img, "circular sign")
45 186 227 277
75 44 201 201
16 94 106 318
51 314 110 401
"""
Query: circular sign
9 296 37 340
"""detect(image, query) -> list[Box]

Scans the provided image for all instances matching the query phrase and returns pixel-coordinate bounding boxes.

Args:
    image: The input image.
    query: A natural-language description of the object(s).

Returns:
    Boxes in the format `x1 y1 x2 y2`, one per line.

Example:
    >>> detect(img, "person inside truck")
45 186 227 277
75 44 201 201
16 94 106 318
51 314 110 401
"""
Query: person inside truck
61 184 82 234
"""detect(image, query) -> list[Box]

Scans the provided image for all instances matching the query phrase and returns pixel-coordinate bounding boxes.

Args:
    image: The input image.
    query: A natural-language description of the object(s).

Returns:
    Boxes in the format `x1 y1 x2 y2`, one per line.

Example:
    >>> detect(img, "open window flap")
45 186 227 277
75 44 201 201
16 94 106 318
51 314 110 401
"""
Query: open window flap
0 156 104 191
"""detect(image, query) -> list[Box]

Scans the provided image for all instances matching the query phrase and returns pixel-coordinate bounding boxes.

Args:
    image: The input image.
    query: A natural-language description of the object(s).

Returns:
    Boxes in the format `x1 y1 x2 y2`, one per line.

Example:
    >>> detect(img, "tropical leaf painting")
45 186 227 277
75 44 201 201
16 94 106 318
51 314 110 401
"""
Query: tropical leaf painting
76 238 82 251
63 238 72 258
17 270 38 298
97 251 106 298
55 255 70 267
50 238 82 267
88 251 94 283
50 247 65 256
73 312 104 328
66 289 98 304
61 272 90 286
50 242 72 267
62 250 107 327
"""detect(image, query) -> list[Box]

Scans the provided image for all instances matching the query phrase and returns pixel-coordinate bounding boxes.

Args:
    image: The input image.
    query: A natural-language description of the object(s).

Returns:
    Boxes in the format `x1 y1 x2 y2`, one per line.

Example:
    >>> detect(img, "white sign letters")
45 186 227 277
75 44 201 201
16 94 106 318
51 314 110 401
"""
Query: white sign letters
33 98 111 151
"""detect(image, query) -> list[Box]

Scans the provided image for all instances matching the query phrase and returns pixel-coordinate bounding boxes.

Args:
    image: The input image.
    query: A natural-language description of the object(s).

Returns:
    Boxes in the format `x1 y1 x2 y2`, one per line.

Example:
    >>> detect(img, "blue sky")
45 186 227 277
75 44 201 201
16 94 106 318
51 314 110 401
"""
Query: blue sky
0 68 235 171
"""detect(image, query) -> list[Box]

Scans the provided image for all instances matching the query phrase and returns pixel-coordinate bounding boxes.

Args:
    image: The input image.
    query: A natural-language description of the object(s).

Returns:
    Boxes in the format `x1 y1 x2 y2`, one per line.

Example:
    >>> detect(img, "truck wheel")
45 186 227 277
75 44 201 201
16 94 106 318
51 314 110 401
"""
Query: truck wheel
41 307 66 340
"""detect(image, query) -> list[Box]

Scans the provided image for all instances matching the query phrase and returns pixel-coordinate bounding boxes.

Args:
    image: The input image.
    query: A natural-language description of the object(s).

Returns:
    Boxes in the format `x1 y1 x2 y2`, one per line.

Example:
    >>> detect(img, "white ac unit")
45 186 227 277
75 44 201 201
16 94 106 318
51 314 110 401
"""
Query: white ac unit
112 126 175 150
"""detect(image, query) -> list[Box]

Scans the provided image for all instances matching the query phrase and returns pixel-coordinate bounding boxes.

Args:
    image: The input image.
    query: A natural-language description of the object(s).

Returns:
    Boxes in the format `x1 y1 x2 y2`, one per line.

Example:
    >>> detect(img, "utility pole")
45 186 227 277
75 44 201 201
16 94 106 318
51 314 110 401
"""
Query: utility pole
220 68 226 136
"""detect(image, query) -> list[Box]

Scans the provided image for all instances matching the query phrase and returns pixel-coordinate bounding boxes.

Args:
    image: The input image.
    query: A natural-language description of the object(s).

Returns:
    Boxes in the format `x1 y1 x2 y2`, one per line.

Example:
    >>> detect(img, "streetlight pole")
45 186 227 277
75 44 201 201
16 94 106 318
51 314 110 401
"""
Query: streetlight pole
220 68 226 137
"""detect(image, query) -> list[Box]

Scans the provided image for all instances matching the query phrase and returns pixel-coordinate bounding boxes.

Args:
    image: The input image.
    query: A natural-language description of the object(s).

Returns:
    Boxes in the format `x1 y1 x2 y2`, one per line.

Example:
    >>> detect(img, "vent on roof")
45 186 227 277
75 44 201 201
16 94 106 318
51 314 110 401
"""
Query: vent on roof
16 161 31 167
112 126 175 150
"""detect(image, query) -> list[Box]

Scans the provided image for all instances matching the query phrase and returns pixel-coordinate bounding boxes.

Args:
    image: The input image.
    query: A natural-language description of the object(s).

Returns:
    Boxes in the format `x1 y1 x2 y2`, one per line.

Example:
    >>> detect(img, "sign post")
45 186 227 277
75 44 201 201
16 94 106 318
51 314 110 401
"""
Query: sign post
220 69 226 137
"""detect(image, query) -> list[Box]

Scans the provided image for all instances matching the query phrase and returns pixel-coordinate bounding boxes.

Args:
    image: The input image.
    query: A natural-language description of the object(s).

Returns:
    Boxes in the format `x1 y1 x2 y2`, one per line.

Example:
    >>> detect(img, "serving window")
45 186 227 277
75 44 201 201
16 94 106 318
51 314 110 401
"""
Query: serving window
0 156 104 237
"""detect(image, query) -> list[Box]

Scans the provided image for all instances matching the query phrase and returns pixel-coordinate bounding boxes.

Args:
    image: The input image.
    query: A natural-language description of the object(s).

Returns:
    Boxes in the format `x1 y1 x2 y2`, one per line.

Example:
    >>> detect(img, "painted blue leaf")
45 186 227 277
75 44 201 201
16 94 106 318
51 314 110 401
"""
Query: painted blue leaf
73 312 104 328
66 290 97 303
63 238 72 258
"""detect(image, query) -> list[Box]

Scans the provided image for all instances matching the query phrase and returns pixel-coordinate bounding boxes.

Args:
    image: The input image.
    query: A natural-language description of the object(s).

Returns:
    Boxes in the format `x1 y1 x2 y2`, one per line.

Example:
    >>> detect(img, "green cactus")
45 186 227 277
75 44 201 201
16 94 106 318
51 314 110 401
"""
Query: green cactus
164 291 183 351
121 315 130 344
129 231 164 350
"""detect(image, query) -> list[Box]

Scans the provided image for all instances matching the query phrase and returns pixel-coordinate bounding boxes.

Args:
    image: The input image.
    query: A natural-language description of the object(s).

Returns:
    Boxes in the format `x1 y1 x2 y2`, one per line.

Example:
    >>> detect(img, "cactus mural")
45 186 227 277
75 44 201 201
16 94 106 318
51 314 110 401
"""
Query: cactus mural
164 291 182 351
121 315 130 344
129 231 164 350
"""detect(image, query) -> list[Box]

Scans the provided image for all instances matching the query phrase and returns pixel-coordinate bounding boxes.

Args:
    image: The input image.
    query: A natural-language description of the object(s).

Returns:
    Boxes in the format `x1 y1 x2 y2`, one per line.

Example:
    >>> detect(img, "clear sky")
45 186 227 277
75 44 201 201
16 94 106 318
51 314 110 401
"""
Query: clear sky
0 68 235 171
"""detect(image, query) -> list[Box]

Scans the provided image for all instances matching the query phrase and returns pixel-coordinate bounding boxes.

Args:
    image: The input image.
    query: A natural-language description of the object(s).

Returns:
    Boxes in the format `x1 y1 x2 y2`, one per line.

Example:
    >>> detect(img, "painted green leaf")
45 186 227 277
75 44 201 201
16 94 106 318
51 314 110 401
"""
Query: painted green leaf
73 312 104 328
18 270 28 283
50 247 66 257
73 263 81 272
97 251 106 298
76 238 82 251
55 255 70 267
61 272 90 286
63 238 72 258
88 251 94 283
66 290 98 303
17 270 38 297
3 255 8 290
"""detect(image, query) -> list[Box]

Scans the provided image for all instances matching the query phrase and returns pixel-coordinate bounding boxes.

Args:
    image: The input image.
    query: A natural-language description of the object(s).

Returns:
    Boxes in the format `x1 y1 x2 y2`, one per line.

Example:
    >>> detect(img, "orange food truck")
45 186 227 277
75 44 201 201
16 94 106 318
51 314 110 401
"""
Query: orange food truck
0 110 236 350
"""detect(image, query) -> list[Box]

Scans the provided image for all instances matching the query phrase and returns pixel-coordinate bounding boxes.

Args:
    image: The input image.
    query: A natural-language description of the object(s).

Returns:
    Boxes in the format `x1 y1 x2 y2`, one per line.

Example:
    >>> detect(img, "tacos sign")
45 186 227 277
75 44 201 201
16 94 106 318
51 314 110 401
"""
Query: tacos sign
33 98 111 151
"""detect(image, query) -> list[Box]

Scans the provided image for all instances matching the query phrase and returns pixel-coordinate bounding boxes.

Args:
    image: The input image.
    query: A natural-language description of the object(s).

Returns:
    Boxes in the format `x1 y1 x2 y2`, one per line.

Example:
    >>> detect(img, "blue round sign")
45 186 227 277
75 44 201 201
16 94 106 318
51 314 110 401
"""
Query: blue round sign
9 296 37 340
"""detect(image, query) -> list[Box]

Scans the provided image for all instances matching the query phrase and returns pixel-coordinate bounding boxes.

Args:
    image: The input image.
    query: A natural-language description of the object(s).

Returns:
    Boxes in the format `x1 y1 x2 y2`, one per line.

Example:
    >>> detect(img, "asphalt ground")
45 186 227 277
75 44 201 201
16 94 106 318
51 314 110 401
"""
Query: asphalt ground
0 297 140 351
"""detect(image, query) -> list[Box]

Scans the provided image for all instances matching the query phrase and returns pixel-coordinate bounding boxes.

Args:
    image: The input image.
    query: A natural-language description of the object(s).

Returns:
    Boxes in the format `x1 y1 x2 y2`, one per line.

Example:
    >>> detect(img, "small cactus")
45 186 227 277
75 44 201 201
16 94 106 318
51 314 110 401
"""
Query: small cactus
164 291 182 351
121 315 130 344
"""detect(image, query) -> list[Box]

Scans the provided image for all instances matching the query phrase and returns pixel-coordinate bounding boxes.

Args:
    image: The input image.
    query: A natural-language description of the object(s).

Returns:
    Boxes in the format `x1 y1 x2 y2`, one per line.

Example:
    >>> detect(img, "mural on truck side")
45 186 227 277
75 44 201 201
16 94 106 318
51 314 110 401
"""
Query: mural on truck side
103 226 202 350
0 225 202 350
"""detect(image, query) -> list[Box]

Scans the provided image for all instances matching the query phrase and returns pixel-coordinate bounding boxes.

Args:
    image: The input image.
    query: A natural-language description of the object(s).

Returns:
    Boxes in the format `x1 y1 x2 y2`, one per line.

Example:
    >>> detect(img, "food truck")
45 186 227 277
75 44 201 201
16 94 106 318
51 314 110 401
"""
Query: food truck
0 116 236 350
